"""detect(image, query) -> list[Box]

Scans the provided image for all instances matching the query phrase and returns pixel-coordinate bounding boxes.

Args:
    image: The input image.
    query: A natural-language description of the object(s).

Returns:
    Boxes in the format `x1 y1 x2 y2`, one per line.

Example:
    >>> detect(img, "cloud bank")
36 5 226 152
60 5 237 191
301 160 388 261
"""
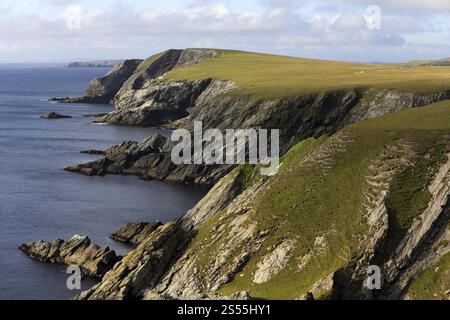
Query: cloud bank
0 0 449 62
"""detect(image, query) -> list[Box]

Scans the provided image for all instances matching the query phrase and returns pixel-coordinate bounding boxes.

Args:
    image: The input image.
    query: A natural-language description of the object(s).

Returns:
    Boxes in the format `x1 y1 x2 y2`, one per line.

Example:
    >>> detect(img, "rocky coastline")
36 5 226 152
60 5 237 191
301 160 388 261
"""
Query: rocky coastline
21 48 450 300
19 235 120 278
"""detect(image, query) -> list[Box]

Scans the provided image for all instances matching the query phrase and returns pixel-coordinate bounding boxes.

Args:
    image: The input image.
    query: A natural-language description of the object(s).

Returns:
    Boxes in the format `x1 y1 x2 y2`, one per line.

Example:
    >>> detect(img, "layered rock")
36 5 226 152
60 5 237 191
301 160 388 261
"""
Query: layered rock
19 235 120 278
110 221 163 246
77 169 244 300
111 49 218 110
53 59 142 104
65 132 234 185
381 153 450 299
66 84 450 188
97 79 213 126
348 89 450 123
331 152 450 300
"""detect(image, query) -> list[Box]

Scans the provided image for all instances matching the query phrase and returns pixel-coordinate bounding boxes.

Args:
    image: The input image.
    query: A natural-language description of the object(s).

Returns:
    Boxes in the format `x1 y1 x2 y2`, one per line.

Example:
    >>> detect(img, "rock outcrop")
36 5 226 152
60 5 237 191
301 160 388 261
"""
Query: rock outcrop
64 132 234 185
54 59 142 104
110 221 163 246
76 169 244 300
65 85 450 188
41 112 72 119
80 150 104 155
331 152 450 300
19 235 120 278
40 49 450 300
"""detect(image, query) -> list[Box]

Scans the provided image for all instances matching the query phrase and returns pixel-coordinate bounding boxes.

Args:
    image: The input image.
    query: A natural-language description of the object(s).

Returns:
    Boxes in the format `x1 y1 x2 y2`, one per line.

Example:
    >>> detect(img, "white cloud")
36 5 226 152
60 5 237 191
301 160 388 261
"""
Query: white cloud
0 0 448 62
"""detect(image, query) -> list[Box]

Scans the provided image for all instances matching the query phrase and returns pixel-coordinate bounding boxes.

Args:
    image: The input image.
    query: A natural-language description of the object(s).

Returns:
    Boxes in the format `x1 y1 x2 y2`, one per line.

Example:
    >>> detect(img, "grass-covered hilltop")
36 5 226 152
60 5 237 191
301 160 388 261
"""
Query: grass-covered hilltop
29 49 450 300
167 50 450 98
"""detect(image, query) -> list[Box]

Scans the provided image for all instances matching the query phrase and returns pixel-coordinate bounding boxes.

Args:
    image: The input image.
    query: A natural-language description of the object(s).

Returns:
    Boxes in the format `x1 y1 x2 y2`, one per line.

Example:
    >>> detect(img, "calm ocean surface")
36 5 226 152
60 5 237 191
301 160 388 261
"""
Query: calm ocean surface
0 65 206 300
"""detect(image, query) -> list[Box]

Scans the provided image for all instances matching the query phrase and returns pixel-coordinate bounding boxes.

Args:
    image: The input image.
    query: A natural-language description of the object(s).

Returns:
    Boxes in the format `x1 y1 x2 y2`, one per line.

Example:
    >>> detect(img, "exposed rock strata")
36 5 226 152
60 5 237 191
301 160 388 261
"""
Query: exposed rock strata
381 153 450 299
54 59 142 103
19 235 120 278
110 221 163 246
67 76 450 187
331 152 450 300
77 170 244 300
253 240 296 284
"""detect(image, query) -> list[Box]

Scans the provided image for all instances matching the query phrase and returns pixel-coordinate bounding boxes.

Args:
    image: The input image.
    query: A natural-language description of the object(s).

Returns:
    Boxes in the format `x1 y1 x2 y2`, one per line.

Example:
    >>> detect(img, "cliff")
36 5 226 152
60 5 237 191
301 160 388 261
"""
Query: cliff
75 101 450 300
54 59 142 104
40 49 450 300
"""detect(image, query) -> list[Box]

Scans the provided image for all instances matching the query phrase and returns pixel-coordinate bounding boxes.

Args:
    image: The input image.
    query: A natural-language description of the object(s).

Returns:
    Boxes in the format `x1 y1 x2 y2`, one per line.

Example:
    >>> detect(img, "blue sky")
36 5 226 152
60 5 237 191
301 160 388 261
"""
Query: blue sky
0 0 449 62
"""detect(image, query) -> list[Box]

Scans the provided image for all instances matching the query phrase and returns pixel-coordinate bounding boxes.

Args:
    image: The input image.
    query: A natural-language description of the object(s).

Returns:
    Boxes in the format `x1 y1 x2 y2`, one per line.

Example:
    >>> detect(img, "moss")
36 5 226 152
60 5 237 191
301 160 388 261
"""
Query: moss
438 240 449 249
235 164 262 193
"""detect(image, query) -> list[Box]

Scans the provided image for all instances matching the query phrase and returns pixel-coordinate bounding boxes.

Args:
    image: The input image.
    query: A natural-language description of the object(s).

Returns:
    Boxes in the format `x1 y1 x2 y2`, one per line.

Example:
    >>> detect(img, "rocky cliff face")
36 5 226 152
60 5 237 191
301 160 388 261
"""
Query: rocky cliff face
66 86 450 187
73 133 449 301
332 153 450 300
54 59 142 103
110 221 163 246
42 49 450 300
77 170 244 300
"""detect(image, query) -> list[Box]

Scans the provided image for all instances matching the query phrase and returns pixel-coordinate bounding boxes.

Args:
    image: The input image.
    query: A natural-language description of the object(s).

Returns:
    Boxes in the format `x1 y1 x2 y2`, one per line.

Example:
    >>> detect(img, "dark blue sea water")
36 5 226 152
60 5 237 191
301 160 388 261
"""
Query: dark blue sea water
0 65 206 300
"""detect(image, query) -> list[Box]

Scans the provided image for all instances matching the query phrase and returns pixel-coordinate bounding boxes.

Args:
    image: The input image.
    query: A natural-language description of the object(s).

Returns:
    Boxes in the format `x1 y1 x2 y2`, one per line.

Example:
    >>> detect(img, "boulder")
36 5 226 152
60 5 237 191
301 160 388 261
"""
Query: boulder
40 112 72 119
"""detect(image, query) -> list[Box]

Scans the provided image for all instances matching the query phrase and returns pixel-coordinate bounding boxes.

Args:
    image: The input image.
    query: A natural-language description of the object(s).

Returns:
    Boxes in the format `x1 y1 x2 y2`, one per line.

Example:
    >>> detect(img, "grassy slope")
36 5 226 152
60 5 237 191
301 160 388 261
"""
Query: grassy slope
187 101 450 299
166 50 450 99
408 250 450 300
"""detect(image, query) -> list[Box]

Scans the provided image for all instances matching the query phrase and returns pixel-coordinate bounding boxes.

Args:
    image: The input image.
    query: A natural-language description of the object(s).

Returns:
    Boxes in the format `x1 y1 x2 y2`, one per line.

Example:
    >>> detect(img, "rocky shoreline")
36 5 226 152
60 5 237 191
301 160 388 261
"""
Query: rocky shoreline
19 235 120 278
20 221 164 278
23 48 450 300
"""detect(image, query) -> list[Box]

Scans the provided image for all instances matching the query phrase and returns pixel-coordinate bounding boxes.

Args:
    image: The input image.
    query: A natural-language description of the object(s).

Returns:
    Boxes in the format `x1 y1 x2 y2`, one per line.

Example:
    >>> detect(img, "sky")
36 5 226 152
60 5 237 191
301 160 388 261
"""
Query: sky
0 0 449 63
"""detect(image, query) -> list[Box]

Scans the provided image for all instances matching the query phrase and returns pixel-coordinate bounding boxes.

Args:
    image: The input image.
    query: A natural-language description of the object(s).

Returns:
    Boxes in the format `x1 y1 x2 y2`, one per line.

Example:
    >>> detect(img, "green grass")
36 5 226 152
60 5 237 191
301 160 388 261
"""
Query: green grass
165 50 450 99
408 252 450 300
185 102 450 299
379 140 449 261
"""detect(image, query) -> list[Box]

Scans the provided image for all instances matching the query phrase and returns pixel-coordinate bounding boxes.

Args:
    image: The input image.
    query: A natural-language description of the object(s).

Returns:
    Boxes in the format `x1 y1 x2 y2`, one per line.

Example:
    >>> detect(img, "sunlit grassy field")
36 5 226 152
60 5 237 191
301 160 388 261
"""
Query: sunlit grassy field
166 50 450 99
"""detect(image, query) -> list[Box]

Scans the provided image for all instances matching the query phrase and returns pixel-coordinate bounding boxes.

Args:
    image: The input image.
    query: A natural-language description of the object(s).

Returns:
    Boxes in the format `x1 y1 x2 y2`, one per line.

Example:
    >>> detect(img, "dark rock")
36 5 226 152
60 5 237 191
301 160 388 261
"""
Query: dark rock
53 59 142 104
98 49 219 127
98 78 213 127
82 113 108 118
80 150 104 155
305 292 315 301
110 221 163 245
19 235 120 278
40 112 72 119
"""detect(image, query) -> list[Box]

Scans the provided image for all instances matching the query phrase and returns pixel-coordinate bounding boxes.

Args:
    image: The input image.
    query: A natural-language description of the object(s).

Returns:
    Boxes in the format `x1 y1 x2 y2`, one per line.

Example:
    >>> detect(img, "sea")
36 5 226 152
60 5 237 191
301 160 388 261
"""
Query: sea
0 64 206 300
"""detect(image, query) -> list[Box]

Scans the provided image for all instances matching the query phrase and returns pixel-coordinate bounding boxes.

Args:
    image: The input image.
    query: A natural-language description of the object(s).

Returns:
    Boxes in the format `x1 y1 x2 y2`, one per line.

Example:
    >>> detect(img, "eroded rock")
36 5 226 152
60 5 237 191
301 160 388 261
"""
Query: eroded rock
253 239 296 284
110 221 163 245
53 59 142 104
19 235 120 278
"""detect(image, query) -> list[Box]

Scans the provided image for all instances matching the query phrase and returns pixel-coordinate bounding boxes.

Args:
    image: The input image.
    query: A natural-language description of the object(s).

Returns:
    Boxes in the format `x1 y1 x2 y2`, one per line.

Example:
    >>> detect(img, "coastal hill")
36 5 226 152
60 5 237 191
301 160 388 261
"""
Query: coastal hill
29 49 450 300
